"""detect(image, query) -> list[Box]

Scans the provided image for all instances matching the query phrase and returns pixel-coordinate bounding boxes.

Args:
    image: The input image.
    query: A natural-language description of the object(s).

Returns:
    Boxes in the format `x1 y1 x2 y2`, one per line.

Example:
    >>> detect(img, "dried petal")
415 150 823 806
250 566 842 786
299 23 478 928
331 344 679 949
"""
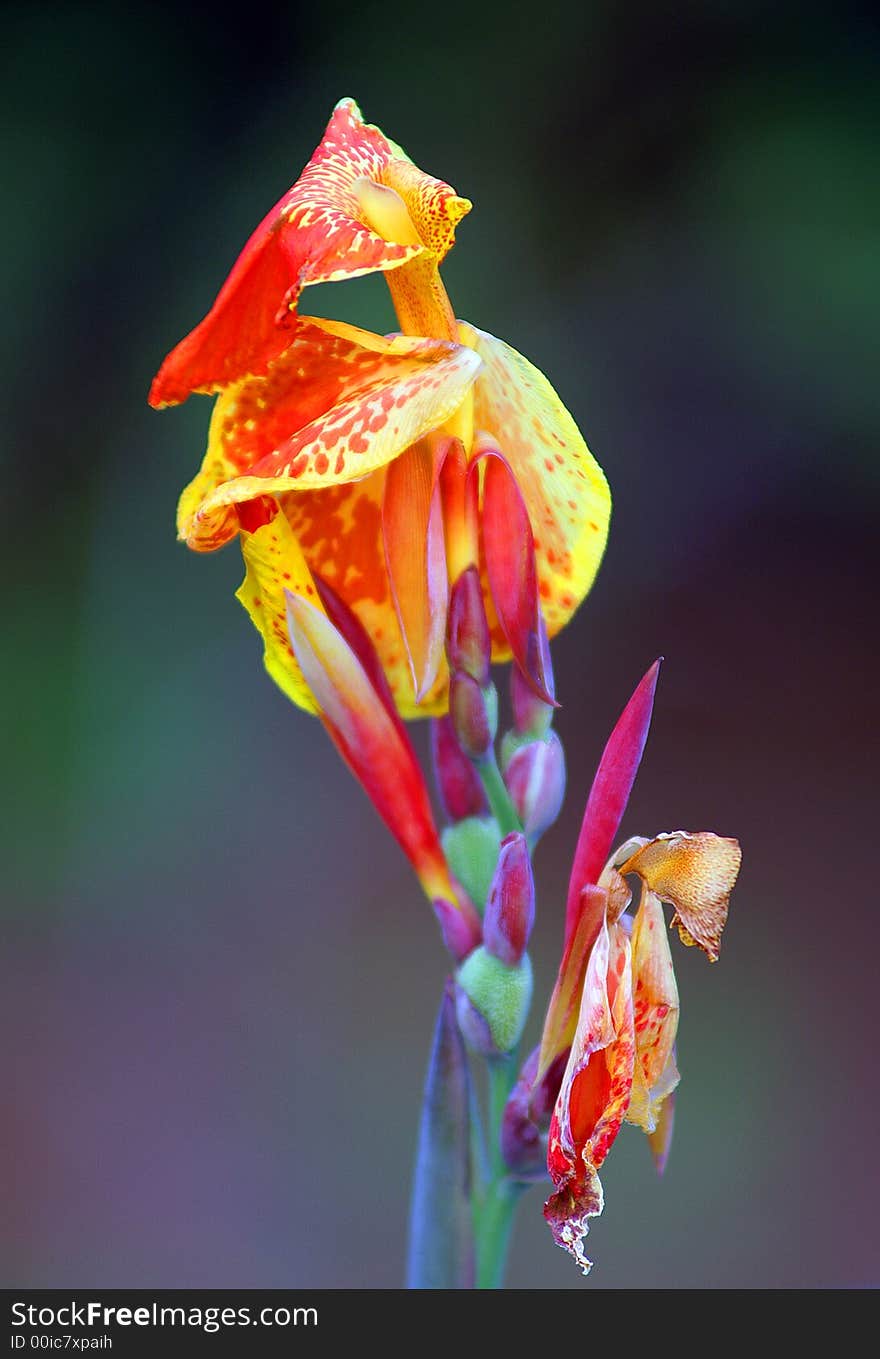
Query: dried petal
619 832 742 962
544 919 635 1273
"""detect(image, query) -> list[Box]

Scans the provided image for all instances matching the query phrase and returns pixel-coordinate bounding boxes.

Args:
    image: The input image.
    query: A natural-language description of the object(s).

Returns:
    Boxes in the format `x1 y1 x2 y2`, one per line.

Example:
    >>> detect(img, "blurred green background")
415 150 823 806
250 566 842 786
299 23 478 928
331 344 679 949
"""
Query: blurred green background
3 0 877 1288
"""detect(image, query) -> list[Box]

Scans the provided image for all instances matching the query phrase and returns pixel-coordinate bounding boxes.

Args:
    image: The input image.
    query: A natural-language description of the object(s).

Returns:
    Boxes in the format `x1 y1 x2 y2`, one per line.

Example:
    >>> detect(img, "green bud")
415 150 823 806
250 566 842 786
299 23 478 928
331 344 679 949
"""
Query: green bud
455 945 533 1054
500 729 533 772
482 683 499 744
442 816 501 913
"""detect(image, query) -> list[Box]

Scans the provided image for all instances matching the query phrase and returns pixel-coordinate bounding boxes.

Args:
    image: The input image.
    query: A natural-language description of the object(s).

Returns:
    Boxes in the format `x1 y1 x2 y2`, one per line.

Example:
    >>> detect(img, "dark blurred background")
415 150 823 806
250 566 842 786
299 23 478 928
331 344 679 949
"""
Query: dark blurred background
3 0 877 1288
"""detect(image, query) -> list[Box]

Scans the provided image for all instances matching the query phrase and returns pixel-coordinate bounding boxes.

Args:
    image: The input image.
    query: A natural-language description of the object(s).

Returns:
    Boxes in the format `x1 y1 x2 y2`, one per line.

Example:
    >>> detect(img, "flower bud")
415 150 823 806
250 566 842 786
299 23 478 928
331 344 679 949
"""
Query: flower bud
500 1047 546 1179
483 833 535 966
441 816 501 914
430 715 487 822
447 565 491 685
432 894 483 963
449 671 497 760
455 945 533 1055
503 732 566 842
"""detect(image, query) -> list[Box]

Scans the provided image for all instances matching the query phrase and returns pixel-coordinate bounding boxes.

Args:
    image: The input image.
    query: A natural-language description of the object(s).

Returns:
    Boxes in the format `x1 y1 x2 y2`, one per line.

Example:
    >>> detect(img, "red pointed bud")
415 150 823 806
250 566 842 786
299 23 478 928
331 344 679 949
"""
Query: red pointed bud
564 659 661 947
500 1047 546 1179
439 437 479 581
511 615 556 736
433 894 483 963
477 442 555 707
483 832 535 966
430 715 488 822
447 565 491 685
449 671 497 761
504 732 566 842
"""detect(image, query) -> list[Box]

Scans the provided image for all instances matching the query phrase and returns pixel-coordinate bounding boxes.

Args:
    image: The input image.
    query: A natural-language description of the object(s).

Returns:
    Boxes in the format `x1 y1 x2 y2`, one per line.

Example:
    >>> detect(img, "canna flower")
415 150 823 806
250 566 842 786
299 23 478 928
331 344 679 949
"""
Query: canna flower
149 99 611 718
533 662 741 1273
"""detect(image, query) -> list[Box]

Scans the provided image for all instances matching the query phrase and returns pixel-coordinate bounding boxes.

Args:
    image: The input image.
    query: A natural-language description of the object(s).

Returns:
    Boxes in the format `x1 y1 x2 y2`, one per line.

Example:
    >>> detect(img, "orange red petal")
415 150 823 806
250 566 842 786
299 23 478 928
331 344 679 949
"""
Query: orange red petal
150 98 471 405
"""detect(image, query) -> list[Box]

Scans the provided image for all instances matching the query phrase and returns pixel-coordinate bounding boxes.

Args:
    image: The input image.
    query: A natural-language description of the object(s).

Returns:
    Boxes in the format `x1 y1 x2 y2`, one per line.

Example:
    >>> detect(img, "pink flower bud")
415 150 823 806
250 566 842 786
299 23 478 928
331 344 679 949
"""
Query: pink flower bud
430 716 488 822
511 615 556 737
504 733 566 841
447 565 491 686
433 894 483 962
483 832 535 966
449 671 495 760
500 1047 546 1179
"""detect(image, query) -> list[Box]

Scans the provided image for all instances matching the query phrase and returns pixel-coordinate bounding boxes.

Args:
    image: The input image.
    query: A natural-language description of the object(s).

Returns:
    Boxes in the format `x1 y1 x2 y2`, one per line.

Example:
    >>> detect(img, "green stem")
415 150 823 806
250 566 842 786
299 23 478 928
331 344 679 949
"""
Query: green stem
475 1178 521 1288
478 752 522 836
473 1054 522 1288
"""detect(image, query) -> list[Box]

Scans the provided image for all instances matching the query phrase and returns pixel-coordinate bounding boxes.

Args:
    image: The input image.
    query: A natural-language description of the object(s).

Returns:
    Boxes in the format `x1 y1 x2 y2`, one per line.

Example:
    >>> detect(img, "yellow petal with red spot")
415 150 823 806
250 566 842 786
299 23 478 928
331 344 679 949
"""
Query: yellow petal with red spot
458 321 610 647
627 887 680 1133
619 831 742 962
150 98 472 405
544 918 635 1274
235 511 323 714
184 319 480 541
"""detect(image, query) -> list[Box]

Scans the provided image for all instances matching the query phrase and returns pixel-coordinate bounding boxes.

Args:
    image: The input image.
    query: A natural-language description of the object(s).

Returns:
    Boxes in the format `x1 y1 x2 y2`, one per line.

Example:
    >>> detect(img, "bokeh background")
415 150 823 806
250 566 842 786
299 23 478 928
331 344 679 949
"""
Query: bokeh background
3 0 877 1289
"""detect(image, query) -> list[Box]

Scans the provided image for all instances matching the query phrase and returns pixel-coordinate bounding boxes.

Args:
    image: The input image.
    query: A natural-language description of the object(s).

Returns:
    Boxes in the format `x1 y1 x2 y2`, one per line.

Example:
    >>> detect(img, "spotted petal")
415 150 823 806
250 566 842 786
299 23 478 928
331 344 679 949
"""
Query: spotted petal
178 318 481 550
619 831 742 962
234 475 448 720
150 98 470 405
627 887 680 1134
458 321 610 645
544 918 635 1274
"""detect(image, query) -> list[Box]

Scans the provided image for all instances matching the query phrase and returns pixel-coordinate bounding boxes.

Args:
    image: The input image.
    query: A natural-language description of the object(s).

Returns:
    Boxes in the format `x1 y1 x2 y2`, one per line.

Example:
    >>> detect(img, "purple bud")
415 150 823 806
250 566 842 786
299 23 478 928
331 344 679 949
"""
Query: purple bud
430 716 488 822
447 566 491 686
433 894 483 963
500 1047 546 1179
504 732 566 841
511 615 556 736
527 1048 569 1128
454 985 501 1058
449 671 495 761
483 832 535 966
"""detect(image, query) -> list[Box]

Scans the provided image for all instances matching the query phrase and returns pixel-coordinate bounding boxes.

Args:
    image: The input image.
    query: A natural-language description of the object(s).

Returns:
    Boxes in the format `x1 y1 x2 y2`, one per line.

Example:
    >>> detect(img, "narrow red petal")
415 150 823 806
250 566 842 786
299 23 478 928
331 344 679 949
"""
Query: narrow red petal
478 443 554 705
564 660 661 947
284 591 453 902
382 440 449 703
312 572 409 746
